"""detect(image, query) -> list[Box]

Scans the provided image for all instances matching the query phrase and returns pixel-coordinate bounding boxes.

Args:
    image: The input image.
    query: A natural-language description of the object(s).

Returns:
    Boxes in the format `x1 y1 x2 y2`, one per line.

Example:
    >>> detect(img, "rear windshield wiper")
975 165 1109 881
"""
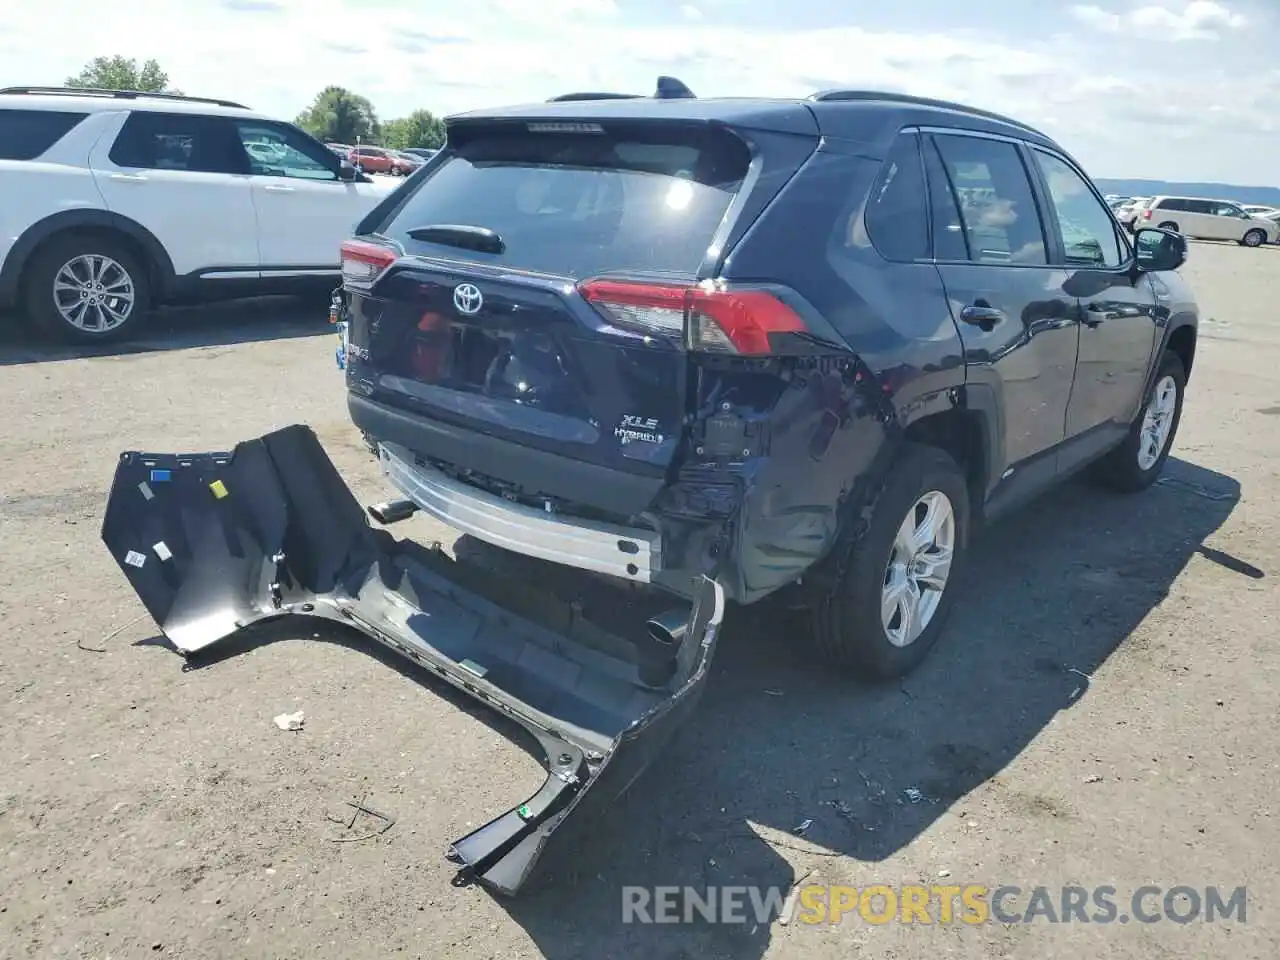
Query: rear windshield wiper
405 224 506 255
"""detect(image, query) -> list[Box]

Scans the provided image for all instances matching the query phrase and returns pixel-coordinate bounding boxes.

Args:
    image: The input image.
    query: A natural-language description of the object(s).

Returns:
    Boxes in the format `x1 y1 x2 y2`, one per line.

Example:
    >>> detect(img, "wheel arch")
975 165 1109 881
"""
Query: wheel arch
901 393 993 524
1165 321 1197 383
0 210 176 309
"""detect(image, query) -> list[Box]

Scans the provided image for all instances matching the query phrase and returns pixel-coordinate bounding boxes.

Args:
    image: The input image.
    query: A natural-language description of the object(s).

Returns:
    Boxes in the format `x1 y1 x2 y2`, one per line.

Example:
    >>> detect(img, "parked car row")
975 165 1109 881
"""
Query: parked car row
324 142 434 176
1114 195 1277 246
0 86 401 342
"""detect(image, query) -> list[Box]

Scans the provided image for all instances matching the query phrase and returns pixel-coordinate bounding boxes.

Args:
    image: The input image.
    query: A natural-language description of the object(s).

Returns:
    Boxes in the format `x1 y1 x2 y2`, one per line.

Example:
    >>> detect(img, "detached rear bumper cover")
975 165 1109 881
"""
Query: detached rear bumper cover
101 425 724 896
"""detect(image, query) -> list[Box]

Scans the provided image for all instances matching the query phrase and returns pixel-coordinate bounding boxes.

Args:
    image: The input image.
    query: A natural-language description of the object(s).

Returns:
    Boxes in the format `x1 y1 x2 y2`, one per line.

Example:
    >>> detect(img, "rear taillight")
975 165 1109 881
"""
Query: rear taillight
578 279 807 355
1142 209 1152 220
340 239 397 288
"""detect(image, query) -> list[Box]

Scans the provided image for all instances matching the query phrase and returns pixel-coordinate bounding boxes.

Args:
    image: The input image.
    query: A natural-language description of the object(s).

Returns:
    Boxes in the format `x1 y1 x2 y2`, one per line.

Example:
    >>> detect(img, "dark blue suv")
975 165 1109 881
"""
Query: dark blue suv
104 80 1197 895
337 80 1196 678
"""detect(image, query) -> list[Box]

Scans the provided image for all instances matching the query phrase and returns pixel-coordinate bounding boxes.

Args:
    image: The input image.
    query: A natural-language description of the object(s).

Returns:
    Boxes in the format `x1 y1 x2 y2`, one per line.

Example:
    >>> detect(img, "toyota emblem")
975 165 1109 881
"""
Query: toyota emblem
453 283 483 315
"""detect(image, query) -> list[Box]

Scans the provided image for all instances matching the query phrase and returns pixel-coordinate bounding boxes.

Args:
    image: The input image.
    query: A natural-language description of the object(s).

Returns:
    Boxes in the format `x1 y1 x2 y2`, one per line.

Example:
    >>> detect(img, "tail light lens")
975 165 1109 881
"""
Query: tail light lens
579 279 807 355
340 239 397 288
1142 209 1152 220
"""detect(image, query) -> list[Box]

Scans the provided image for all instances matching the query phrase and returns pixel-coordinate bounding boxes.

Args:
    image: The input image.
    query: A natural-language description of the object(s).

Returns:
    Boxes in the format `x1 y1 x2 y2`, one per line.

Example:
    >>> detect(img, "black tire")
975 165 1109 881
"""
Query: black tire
1241 228 1266 247
808 443 970 680
1091 350 1186 493
23 233 150 344
1157 221 1179 233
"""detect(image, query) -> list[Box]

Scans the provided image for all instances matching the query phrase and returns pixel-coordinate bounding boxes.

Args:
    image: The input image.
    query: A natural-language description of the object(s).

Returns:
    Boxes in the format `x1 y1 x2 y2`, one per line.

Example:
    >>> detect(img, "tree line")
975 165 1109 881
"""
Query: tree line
65 57 446 151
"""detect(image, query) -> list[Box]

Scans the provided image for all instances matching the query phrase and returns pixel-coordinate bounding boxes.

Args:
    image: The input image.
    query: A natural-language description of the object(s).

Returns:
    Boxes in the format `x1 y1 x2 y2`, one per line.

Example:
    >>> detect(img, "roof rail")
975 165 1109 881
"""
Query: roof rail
807 89 1042 136
0 86 250 110
547 92 643 102
546 76 696 103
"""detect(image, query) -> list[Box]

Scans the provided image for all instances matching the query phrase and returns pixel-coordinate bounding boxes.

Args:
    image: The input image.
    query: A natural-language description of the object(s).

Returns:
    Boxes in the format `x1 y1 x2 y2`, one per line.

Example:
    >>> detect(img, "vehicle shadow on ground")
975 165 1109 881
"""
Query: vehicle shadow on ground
0 296 330 366
497 456 1244 960
130 455 1245 960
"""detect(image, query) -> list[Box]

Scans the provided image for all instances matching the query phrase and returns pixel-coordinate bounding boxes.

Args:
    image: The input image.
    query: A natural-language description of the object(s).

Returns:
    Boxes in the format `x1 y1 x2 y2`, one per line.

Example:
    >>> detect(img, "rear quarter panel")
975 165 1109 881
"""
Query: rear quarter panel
707 143 965 602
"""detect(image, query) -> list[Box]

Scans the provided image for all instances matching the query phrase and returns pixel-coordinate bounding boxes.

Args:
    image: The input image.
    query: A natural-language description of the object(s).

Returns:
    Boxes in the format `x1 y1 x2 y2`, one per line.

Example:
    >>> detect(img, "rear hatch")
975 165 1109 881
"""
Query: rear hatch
341 112 818 508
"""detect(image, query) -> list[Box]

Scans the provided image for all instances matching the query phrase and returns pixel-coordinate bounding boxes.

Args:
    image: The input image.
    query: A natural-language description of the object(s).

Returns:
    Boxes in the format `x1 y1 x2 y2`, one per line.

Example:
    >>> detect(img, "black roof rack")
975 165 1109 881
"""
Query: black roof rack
0 86 250 110
807 89 1042 136
546 76 696 104
548 92 642 102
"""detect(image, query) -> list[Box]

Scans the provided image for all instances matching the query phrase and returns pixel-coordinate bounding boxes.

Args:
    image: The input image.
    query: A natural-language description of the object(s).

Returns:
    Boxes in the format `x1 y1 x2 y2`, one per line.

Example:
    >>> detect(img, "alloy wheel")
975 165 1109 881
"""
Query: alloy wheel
881 490 956 648
1137 374 1178 471
53 254 136 333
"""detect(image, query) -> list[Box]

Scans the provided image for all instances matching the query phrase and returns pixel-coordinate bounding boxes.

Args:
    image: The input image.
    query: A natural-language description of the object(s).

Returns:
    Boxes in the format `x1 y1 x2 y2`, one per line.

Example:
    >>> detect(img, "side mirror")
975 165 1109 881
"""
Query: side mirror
1134 227 1187 272
338 161 358 182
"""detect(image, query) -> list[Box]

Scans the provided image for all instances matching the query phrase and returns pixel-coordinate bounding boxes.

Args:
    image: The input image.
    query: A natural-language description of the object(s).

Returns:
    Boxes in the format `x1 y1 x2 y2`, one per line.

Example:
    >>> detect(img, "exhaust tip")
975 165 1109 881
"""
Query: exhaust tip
645 609 689 648
368 499 418 525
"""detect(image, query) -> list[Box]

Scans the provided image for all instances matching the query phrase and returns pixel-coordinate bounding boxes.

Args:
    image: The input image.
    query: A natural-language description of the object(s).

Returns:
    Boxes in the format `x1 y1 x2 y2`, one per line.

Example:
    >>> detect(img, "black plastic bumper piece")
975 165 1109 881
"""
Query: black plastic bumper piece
348 393 664 518
100 424 724 896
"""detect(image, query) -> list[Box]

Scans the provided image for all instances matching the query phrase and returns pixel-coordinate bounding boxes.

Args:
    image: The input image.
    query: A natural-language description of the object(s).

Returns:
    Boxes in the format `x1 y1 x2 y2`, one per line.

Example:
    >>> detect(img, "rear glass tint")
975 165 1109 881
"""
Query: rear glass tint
379 124 751 279
0 109 88 160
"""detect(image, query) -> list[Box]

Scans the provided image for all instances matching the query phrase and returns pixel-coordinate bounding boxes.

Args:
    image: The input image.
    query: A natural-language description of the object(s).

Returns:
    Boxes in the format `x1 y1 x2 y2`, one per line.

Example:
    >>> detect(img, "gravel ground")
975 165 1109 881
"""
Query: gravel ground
0 241 1277 959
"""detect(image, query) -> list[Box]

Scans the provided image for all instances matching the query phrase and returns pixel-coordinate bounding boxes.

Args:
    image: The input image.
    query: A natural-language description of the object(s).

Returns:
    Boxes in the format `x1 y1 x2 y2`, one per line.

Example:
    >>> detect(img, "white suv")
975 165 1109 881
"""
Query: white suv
0 87 402 343
1132 196 1278 247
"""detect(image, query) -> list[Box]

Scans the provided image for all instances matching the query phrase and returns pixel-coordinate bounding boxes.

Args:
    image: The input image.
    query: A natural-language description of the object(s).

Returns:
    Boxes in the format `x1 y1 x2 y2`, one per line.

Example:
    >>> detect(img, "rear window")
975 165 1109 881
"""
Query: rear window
0 108 88 160
378 123 751 279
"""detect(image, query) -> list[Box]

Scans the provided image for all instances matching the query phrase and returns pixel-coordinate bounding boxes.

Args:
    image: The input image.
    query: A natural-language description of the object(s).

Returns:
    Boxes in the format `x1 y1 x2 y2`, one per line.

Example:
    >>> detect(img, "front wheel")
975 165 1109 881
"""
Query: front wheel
1091 350 1186 493
1241 228 1266 247
807 444 970 679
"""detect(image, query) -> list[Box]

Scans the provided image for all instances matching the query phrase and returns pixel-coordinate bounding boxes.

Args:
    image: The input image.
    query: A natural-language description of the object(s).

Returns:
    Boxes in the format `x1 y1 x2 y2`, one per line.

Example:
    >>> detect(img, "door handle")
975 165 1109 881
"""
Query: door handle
959 303 1005 331
1082 303 1109 328
109 173 147 183
262 183 295 193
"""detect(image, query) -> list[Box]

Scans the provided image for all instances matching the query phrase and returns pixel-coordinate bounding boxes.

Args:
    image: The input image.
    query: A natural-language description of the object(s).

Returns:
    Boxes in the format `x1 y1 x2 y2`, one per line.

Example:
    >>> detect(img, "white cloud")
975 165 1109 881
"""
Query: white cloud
0 0 1274 182
681 5 703 19
1071 1 1246 40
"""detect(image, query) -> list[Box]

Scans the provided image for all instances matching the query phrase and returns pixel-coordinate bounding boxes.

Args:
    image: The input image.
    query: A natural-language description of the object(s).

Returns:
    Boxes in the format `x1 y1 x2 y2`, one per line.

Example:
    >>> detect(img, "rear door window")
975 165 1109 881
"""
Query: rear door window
0 109 88 160
378 123 751 279
109 112 249 175
931 134 1047 265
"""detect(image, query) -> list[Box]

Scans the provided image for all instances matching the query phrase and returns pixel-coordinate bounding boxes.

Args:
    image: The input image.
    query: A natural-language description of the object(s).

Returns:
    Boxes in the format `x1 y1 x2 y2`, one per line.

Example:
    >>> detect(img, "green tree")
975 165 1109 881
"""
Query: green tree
382 109 446 151
295 86 380 145
66 56 177 93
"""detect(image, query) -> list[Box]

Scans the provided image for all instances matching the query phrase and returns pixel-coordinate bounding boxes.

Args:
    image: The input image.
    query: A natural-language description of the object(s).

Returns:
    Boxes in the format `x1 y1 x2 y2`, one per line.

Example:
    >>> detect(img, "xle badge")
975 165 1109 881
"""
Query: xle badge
615 415 664 446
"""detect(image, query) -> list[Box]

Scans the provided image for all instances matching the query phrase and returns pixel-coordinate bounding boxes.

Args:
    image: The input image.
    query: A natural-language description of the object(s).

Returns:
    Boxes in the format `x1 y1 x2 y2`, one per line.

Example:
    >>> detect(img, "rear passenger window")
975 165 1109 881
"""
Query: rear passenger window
931 134 1047 265
923 139 969 261
109 112 249 175
1031 150 1125 267
0 109 88 160
864 134 929 261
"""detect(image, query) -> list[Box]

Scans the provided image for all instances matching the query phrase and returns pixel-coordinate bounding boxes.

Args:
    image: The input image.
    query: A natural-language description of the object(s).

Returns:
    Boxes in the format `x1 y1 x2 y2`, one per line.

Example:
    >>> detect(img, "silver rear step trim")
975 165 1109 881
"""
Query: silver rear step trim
379 442 661 583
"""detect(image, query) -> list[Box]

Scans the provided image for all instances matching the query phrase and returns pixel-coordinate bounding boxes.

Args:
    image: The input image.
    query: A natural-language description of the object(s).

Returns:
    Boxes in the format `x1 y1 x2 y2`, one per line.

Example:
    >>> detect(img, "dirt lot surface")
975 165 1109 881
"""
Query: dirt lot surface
1 242 1277 959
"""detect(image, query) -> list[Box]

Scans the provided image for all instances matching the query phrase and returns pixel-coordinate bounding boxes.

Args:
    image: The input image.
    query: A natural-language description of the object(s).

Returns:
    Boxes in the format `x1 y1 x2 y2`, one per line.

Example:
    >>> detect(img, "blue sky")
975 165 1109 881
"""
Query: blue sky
3 0 1276 183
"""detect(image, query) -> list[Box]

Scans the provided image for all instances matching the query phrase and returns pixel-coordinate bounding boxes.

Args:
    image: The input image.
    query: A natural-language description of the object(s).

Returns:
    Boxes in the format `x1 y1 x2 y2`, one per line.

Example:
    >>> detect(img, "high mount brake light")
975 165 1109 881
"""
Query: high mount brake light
341 239 397 287
578 279 807 355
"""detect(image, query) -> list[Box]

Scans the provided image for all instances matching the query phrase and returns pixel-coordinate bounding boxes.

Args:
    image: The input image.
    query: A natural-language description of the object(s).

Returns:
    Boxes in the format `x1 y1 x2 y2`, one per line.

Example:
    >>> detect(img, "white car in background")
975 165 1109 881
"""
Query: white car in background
0 86 399 343
1132 196 1278 247
1241 204 1280 219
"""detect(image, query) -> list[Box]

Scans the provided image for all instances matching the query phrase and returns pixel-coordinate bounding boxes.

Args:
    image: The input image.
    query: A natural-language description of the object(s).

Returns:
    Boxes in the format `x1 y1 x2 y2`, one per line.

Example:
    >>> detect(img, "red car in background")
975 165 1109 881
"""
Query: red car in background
348 145 416 176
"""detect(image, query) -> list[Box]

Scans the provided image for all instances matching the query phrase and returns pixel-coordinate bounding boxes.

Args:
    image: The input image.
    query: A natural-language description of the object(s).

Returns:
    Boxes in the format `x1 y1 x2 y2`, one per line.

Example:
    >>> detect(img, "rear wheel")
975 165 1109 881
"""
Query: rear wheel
808 444 969 680
1091 350 1185 493
23 233 150 344
1157 220 1179 232
1241 228 1266 247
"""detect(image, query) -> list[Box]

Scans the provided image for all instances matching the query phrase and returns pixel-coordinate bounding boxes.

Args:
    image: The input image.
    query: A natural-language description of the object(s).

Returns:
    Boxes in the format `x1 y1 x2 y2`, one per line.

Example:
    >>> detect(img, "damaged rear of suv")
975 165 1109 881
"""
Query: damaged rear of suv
104 80 1197 895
